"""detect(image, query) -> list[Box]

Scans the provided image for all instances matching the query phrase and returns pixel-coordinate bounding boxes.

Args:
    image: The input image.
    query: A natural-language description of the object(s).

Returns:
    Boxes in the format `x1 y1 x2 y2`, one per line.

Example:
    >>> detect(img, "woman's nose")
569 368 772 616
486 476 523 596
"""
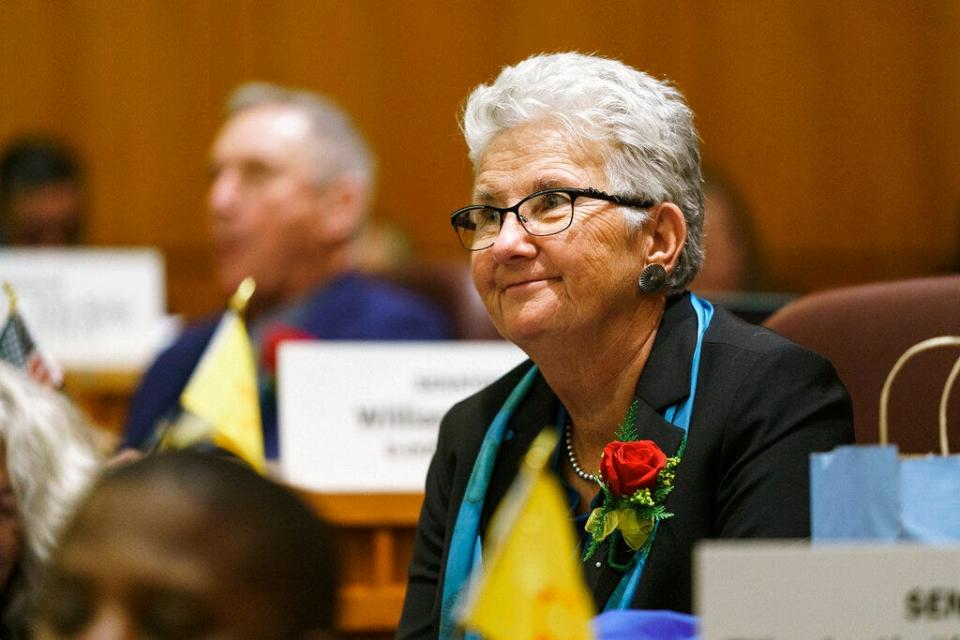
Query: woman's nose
491 213 537 262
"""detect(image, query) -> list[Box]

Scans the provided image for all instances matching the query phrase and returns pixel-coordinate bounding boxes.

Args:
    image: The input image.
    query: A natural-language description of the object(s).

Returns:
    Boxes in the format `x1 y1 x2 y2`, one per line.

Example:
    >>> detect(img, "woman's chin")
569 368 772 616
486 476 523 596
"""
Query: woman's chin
498 313 556 346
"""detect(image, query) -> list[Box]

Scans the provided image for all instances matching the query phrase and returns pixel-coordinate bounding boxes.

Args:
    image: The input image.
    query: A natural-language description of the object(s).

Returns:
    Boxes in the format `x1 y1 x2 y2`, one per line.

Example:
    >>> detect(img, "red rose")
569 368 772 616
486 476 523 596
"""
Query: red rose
600 440 667 496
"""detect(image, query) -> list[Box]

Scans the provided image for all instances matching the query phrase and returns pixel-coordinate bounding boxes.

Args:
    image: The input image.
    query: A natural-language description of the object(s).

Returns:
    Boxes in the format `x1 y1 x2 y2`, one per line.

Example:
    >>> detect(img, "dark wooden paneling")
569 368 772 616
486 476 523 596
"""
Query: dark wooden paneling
3 4 958 633
1 1 958 310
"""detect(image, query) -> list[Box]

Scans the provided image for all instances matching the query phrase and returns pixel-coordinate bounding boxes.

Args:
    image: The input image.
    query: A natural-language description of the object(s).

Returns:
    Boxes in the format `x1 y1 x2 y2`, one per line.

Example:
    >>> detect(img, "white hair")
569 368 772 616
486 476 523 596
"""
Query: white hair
462 52 704 293
0 363 102 625
227 81 377 193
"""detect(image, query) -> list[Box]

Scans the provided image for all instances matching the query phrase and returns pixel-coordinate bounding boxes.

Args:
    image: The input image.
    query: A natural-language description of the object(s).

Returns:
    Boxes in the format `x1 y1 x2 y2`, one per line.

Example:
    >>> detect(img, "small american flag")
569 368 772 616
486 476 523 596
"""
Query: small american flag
0 284 63 388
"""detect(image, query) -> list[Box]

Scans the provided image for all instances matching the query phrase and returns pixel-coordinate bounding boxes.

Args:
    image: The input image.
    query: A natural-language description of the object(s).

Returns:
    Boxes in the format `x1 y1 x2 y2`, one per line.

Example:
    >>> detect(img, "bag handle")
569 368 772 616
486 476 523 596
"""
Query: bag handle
879 336 960 455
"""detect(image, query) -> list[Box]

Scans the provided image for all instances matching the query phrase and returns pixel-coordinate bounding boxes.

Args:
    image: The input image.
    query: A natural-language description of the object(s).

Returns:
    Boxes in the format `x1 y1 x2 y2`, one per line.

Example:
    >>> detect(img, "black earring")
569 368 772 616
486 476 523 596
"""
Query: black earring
638 263 667 294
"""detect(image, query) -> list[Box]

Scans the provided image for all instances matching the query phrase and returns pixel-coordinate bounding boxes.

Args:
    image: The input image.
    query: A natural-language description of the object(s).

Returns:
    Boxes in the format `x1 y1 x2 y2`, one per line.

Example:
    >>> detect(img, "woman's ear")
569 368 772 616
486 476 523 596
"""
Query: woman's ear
643 202 686 272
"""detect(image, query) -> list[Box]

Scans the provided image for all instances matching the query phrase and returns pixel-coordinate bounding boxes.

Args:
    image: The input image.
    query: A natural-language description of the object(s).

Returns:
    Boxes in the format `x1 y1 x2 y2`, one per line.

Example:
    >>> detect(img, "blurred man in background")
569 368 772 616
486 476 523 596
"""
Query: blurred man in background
0 138 84 246
121 82 451 459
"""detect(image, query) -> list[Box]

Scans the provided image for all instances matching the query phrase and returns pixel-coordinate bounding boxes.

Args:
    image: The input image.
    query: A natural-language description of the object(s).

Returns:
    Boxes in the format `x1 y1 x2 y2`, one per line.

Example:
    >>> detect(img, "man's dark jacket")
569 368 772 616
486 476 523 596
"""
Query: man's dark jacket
121 272 452 458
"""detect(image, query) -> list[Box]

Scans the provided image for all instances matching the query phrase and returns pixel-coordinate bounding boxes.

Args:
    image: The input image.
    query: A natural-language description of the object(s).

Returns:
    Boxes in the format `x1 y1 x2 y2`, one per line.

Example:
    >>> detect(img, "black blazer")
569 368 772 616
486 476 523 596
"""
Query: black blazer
397 294 854 638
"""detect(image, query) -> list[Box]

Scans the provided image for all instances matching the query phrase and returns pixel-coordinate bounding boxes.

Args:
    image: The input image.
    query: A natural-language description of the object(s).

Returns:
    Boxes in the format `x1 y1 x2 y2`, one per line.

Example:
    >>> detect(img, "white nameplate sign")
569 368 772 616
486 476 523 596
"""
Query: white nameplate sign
0 248 177 369
278 341 526 492
697 541 960 639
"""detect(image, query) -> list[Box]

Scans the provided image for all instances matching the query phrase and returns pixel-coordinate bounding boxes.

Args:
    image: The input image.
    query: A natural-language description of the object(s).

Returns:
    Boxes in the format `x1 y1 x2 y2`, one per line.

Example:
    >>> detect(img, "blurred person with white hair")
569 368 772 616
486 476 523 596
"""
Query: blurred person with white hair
0 362 102 638
120 82 452 461
398 52 853 637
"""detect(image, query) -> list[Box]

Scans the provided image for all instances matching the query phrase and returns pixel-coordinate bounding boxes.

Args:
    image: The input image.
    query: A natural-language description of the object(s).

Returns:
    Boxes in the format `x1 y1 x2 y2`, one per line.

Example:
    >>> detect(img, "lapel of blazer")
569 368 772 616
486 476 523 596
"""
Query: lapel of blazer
587 293 698 609
478 369 559 538
469 295 701 609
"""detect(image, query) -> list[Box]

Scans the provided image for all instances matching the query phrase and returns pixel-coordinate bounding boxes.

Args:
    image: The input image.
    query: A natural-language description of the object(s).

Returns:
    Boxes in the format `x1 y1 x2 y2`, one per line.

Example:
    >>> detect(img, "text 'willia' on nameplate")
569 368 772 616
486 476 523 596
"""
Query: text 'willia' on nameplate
278 341 526 492
696 541 960 640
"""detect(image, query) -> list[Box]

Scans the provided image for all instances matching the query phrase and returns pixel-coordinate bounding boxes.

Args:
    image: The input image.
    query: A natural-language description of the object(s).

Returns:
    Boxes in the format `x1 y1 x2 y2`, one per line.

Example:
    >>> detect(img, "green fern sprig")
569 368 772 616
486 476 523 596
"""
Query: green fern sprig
612 398 641 442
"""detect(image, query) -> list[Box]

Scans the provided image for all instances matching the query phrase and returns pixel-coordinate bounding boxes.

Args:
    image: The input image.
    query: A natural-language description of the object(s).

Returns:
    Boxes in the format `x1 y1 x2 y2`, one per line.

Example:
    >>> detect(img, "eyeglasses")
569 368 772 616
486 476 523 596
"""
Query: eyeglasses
450 187 655 251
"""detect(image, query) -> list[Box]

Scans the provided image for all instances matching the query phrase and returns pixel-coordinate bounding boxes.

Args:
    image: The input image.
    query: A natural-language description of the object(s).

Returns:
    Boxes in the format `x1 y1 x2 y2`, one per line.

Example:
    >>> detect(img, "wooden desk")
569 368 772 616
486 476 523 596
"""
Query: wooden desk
297 491 423 634
63 367 141 436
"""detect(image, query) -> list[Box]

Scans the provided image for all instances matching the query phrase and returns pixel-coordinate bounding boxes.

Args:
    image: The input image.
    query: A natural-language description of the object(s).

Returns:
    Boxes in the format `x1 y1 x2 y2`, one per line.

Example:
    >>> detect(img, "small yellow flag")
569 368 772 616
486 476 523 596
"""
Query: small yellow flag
460 429 595 640
178 278 265 473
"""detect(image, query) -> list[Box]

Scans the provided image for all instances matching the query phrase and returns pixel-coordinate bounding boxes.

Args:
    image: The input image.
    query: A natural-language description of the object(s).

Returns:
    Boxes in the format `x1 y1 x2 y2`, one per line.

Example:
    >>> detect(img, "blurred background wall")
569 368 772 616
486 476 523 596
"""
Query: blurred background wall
2 0 958 320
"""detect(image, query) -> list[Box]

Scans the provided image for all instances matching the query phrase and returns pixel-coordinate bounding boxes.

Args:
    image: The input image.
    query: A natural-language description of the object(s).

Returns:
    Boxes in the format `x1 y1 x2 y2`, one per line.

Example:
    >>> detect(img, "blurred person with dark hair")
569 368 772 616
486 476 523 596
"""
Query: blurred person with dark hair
120 82 451 460
0 362 102 639
0 138 84 246
34 451 338 639
690 166 762 293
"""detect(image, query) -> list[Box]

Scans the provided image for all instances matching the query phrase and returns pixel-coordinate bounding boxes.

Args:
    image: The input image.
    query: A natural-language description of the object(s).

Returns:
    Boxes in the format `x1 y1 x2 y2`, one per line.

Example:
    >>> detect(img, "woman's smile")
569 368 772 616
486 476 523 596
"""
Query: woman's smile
502 276 559 296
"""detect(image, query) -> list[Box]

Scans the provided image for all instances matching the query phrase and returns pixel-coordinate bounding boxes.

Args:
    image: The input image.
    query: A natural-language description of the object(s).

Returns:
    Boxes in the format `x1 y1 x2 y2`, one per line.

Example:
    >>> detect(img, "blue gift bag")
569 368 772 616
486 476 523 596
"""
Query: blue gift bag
811 336 960 542
810 445 900 540
901 455 960 541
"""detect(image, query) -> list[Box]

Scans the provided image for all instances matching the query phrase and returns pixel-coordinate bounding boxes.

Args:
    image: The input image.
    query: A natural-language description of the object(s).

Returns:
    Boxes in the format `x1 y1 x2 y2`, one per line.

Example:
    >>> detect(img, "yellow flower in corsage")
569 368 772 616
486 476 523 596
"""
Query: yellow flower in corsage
583 439 681 568
585 505 655 551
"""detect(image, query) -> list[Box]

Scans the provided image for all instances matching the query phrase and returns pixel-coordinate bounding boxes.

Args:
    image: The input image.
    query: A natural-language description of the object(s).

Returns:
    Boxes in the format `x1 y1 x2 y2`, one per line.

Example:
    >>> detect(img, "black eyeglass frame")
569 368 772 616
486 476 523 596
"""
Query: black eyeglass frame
449 187 656 251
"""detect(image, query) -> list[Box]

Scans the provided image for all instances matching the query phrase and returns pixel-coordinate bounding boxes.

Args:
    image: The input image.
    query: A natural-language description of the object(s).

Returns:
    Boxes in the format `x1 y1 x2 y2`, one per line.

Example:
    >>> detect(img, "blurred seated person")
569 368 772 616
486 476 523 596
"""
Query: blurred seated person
690 166 761 293
34 451 338 639
0 137 85 246
0 362 102 639
398 52 853 637
352 217 415 272
120 82 452 459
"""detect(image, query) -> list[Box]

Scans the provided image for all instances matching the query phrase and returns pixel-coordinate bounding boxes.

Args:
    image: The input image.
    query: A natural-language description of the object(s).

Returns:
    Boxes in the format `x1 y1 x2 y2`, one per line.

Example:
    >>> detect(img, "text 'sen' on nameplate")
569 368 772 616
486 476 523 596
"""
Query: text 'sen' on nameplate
697 541 960 639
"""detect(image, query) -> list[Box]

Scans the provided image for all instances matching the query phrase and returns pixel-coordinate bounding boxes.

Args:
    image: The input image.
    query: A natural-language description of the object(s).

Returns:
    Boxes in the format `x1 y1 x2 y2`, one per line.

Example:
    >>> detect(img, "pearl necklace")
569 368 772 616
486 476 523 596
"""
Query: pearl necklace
564 421 600 483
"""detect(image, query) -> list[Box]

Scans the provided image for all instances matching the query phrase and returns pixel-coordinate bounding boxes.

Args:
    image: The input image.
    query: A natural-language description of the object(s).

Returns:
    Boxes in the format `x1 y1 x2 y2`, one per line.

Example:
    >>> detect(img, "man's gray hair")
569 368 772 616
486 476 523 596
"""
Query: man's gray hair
462 52 704 294
0 362 102 626
228 82 376 191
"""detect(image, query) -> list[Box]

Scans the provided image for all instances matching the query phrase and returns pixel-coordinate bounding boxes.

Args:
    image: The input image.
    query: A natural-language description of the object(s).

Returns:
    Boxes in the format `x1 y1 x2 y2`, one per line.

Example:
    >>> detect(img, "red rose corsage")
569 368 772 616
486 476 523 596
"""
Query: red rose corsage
583 402 682 565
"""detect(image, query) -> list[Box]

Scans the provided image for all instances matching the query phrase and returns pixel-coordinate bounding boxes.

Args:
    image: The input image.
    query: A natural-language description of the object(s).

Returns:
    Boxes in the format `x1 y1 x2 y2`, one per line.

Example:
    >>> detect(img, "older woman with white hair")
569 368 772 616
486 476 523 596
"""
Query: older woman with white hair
398 52 854 638
0 362 102 638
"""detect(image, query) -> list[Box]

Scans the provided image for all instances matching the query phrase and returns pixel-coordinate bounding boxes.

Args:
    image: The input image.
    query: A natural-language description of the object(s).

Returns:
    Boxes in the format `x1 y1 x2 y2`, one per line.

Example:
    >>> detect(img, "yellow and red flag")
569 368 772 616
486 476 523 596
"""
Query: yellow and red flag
172 277 265 473
460 429 595 640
